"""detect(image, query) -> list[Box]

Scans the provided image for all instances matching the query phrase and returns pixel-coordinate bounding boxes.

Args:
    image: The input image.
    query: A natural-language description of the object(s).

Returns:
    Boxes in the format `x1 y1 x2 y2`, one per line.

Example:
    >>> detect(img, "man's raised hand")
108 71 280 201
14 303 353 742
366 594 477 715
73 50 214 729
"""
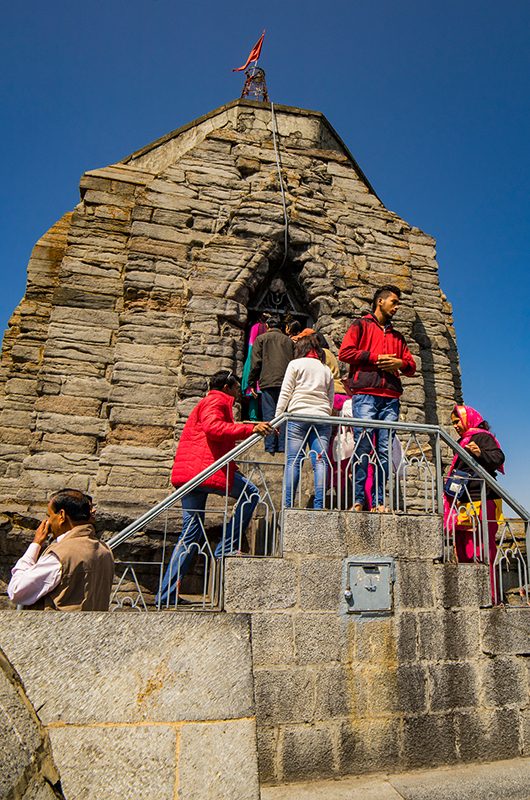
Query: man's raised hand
33 519 50 547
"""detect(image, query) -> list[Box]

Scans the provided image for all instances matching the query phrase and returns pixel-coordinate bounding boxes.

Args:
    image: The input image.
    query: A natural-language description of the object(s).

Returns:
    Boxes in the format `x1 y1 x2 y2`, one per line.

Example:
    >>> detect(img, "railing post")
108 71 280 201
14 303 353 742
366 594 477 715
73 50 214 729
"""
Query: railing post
480 478 489 562
279 419 288 554
525 519 530 585
387 426 394 512
157 508 170 610
336 421 342 512
434 431 444 516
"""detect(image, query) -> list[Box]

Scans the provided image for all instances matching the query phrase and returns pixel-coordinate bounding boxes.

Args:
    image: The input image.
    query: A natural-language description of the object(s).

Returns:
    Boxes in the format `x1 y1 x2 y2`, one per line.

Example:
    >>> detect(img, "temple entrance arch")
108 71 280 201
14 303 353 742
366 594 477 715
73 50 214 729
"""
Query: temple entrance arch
241 257 315 420
247 259 313 331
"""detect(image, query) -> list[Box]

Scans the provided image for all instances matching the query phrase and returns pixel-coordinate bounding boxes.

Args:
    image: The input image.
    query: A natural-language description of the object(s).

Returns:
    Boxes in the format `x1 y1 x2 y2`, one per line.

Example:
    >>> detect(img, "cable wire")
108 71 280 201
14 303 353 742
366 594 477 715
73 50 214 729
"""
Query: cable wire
270 101 289 267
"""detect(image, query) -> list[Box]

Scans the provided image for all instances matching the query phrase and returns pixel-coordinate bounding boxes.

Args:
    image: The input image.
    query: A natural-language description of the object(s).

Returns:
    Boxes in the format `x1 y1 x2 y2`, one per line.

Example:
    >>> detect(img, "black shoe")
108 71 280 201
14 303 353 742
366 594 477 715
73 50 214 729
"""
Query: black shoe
175 595 193 605
157 595 193 608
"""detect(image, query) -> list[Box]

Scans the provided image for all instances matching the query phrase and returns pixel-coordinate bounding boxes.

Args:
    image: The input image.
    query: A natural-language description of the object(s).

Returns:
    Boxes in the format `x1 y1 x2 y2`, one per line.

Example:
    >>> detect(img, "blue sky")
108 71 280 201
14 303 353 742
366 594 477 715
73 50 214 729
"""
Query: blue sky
1 1 529 507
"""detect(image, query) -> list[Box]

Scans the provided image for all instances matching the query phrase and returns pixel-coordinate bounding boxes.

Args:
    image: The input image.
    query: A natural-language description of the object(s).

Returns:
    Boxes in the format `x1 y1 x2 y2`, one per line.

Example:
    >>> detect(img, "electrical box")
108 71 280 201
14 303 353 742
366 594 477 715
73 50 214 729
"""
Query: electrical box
343 556 395 614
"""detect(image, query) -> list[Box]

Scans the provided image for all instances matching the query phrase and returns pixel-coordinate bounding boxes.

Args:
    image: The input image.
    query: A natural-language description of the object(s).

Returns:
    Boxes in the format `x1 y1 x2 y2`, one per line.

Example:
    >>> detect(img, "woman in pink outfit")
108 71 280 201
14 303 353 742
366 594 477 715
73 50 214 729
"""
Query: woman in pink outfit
241 315 268 420
444 404 505 602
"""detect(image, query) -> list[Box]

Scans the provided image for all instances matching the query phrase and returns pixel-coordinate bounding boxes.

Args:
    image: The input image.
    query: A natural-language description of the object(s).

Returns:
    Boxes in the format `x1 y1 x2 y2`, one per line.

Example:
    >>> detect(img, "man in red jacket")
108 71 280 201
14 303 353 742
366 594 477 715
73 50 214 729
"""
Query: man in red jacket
338 285 416 511
157 369 272 606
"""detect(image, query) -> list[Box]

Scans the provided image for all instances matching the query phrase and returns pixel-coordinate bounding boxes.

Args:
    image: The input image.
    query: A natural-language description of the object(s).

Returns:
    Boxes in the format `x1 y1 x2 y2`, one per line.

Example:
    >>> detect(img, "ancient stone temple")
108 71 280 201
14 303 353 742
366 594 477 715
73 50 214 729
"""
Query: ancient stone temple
1 98 529 800
0 98 461 534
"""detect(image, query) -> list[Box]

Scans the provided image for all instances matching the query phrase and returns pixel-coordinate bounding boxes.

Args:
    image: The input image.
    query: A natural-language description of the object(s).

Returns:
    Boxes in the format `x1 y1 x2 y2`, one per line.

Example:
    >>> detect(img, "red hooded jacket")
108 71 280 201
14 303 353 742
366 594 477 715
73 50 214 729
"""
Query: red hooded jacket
338 314 416 398
171 390 255 492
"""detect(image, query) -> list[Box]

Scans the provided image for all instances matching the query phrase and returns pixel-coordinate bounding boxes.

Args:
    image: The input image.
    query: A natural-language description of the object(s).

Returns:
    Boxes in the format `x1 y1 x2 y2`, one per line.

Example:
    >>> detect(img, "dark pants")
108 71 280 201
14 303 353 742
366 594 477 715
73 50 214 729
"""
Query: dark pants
261 387 284 453
156 472 260 606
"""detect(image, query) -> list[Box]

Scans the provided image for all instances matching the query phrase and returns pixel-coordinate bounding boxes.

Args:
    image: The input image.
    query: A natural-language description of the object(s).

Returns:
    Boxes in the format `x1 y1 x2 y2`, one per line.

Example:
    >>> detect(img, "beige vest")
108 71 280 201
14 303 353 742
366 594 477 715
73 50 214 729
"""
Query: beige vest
34 524 114 611
324 348 346 395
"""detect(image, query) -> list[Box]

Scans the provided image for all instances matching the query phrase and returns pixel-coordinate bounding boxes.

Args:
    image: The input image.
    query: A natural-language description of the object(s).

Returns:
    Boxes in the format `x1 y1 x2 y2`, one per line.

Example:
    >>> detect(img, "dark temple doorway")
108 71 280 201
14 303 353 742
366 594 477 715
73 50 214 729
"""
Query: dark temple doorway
241 261 313 420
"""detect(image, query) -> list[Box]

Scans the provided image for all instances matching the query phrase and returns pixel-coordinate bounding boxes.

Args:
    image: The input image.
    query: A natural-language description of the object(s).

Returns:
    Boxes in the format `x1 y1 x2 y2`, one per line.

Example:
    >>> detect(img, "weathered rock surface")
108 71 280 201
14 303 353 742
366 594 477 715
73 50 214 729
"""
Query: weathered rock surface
0 646 63 800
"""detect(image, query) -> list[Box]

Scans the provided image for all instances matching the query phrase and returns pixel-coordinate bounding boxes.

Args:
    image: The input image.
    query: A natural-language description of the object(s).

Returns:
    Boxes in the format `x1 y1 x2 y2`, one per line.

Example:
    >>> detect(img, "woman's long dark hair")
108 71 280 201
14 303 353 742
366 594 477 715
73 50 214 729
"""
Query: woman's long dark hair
294 334 325 362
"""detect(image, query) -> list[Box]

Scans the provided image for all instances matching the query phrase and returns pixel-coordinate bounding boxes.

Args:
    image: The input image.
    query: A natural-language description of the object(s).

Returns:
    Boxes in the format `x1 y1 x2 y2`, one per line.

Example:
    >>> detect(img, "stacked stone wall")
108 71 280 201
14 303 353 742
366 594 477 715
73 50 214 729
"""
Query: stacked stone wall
0 100 461 550
0 613 260 800
224 511 530 785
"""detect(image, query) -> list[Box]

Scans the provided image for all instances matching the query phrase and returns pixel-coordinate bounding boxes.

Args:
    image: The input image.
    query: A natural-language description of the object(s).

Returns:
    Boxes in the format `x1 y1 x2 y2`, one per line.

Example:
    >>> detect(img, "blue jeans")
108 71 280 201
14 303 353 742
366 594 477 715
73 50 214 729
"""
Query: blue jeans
157 472 260 605
353 395 399 507
261 388 284 453
284 420 332 509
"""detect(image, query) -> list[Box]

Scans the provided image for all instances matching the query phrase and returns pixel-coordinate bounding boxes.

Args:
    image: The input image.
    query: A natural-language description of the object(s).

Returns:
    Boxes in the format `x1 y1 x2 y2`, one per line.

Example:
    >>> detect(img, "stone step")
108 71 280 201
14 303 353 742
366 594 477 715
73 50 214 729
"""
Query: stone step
260 756 530 800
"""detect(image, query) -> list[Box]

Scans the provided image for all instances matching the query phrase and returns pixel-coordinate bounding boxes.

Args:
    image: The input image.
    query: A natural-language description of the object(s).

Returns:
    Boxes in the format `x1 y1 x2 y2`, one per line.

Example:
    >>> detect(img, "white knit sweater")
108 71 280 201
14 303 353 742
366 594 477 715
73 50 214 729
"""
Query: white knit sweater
276 357 334 417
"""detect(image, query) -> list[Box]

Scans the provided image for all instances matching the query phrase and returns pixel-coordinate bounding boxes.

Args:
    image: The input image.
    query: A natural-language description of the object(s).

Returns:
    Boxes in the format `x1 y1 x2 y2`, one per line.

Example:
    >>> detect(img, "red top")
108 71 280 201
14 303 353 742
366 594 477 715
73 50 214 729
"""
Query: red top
338 314 416 398
171 391 255 492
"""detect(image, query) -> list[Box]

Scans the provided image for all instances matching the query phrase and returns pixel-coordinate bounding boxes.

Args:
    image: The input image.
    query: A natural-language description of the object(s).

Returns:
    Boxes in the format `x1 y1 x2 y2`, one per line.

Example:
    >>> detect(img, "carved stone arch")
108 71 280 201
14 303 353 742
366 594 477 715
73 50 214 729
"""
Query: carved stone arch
246 253 314 329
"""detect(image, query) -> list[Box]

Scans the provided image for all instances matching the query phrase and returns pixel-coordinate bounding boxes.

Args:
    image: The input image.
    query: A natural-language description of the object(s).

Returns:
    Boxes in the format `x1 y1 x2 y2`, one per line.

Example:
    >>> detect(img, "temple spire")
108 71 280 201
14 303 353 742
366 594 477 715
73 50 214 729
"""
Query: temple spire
233 31 269 102
241 65 269 102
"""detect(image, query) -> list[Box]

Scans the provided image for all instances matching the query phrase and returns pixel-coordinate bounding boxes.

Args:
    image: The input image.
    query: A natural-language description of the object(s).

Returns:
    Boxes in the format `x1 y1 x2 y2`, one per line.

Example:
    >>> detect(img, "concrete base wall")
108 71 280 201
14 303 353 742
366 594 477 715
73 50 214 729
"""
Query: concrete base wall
224 511 530 785
0 613 260 800
1 510 529 795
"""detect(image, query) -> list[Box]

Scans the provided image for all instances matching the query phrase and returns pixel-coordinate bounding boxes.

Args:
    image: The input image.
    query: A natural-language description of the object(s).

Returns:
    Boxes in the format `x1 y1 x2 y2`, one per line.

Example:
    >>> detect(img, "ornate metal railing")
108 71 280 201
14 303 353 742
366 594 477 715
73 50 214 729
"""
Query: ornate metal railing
107 414 530 611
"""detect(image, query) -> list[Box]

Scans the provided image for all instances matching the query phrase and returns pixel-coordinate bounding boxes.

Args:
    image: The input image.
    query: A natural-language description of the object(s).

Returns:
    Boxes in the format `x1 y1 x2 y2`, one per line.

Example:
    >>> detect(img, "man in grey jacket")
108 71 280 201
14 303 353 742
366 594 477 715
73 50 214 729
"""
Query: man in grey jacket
248 317 294 454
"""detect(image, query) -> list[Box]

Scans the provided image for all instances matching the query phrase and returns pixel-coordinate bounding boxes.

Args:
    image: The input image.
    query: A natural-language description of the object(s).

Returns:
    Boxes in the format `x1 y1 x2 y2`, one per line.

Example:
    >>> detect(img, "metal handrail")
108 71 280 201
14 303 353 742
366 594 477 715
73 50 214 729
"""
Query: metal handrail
438 429 530 520
108 414 529 551
107 413 288 549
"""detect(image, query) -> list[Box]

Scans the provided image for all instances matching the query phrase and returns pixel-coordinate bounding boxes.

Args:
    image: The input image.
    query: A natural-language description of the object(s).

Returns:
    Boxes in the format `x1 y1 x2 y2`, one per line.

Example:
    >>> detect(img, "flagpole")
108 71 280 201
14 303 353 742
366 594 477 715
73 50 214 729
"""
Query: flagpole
234 30 268 102
255 29 265 70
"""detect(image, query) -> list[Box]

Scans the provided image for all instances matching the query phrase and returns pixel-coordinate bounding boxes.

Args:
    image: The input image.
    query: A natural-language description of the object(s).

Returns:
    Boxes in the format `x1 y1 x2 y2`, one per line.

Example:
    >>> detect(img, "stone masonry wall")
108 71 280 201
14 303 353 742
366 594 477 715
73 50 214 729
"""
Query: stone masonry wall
224 510 530 785
0 613 260 800
0 511 528 793
0 99 461 544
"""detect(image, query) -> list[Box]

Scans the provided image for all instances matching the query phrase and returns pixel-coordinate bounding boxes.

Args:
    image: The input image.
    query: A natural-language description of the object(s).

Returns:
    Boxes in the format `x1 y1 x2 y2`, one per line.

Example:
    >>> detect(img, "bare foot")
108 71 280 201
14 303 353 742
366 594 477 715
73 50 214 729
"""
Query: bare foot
352 502 363 512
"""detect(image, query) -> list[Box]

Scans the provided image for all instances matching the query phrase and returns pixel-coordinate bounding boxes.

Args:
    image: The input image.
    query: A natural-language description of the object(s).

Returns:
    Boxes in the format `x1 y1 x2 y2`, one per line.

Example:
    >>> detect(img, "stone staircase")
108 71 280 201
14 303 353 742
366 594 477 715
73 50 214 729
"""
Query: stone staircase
1 509 529 799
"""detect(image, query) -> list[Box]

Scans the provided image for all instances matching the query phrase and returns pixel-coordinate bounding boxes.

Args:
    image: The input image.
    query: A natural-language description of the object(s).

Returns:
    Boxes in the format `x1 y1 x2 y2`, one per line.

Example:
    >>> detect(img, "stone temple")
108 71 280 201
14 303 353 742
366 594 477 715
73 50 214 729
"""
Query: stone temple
0 98 461 533
4 101 528 800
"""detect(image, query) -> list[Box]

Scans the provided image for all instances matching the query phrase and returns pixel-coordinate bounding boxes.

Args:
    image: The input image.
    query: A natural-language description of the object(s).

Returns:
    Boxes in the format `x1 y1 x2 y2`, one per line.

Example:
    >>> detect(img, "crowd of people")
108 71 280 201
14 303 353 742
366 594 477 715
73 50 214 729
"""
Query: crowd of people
7 284 506 610
243 284 419 511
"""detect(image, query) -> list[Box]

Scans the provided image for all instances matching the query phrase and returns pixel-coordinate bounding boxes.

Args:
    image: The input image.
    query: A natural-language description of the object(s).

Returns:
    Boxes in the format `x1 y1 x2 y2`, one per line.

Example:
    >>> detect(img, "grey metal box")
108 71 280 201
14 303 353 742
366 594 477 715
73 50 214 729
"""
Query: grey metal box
343 556 395 614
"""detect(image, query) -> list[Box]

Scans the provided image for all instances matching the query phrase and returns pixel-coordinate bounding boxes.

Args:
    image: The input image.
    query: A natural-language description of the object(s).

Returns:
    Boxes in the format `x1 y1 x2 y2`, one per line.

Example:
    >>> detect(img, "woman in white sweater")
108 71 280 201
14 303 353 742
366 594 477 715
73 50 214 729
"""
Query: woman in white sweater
276 335 334 509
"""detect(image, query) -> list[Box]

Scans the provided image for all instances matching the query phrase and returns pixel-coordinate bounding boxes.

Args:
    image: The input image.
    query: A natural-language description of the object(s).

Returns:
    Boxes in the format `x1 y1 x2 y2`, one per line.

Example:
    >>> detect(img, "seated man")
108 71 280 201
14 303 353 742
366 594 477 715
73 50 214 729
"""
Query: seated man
8 489 114 610
157 369 272 606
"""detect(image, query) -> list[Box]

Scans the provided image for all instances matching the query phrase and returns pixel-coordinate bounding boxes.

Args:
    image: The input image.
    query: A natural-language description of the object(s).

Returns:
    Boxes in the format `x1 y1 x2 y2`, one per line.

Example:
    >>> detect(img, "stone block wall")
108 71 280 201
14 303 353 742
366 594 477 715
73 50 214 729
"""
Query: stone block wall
0 510 528 794
0 613 260 800
224 511 530 784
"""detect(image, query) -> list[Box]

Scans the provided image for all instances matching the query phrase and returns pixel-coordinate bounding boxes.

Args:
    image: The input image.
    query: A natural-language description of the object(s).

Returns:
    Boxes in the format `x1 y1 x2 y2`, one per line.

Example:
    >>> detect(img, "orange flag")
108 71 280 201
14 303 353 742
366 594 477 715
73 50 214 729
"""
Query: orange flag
233 31 265 72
